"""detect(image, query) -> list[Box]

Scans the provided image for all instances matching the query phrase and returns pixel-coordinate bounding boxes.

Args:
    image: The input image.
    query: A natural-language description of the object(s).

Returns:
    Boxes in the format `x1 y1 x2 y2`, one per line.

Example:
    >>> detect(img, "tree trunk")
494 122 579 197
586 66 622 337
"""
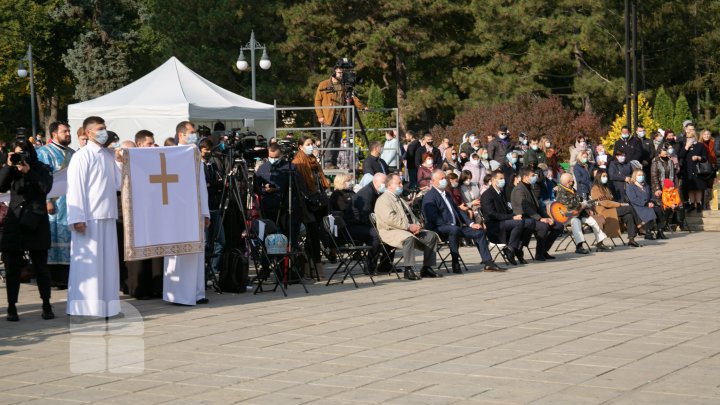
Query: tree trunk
37 93 58 137
394 52 407 135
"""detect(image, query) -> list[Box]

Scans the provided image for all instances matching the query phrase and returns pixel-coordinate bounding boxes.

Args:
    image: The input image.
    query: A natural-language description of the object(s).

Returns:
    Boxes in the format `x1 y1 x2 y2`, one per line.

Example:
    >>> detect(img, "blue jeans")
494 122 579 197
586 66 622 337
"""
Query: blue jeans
205 210 225 274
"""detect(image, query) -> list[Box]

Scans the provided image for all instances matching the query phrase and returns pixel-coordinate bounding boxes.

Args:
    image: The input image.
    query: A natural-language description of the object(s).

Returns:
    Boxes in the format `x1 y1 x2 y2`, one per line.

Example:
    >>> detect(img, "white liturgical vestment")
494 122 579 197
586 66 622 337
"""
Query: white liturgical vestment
66 141 122 317
163 144 210 305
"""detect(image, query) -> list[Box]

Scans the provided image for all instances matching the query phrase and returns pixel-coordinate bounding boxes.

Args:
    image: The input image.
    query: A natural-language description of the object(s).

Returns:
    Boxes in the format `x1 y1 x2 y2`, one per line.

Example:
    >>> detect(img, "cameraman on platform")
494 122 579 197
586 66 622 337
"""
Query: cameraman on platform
199 139 225 276
314 58 367 169
254 143 305 248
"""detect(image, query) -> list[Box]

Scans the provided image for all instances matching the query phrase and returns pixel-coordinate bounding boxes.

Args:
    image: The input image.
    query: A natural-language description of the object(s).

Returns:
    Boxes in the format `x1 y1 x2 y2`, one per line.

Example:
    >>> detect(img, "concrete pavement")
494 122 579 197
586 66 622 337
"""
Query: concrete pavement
1 231 719 404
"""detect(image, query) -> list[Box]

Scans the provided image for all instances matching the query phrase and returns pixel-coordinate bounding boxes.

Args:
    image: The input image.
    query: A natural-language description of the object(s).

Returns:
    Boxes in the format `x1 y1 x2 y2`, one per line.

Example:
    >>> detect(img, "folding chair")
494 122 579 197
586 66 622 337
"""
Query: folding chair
322 215 375 288
554 222 593 252
248 219 309 297
369 213 402 279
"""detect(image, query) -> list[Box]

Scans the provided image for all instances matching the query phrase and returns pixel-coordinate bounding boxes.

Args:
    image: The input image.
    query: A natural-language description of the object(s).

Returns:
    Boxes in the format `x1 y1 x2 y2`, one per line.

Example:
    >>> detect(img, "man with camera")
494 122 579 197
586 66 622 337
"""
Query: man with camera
314 58 366 170
254 143 305 247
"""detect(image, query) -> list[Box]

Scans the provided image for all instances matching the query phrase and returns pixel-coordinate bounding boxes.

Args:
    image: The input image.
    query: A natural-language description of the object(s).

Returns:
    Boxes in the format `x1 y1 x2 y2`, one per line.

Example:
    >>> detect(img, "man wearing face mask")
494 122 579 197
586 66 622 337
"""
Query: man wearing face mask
375 173 438 280
414 133 442 171
66 116 123 318
422 170 505 273
608 150 633 202
555 173 613 254
487 125 512 164
163 121 211 306
613 125 643 164
37 121 75 290
480 170 534 265
347 173 389 275
255 144 305 248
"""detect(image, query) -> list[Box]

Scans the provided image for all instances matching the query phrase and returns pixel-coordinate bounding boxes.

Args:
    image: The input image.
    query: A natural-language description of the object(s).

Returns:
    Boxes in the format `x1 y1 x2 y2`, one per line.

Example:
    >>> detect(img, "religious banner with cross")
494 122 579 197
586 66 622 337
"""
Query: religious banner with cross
121 145 205 260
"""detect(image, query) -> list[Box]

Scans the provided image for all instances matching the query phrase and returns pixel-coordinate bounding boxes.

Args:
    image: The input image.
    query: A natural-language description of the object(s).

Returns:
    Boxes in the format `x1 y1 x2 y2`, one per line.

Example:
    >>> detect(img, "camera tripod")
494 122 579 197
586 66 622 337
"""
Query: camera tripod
205 146 253 293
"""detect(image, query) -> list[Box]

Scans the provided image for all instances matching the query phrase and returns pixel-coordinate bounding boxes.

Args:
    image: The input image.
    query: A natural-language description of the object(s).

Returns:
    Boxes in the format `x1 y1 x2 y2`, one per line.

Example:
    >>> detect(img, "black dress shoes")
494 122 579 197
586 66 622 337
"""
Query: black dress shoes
627 238 642 247
515 250 528 265
544 253 556 260
451 261 463 274
502 247 518 265
595 242 613 252
196 298 209 304
534 254 546 262
421 266 443 278
575 246 590 254
403 267 420 280
657 231 669 240
645 232 656 240
483 261 507 272
6 306 19 322
41 304 55 320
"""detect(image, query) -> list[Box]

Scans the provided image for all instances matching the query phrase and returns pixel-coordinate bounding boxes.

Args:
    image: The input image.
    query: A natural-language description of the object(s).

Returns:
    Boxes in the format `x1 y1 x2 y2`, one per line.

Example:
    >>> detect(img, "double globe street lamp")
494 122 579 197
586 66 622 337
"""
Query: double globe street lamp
17 44 37 137
236 30 271 101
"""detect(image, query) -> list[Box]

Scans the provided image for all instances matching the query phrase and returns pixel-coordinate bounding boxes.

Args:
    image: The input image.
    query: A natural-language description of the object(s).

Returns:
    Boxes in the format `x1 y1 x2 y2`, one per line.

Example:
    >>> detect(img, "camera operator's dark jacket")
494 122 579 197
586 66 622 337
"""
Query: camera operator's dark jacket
0 160 53 250
254 159 306 221
203 155 225 210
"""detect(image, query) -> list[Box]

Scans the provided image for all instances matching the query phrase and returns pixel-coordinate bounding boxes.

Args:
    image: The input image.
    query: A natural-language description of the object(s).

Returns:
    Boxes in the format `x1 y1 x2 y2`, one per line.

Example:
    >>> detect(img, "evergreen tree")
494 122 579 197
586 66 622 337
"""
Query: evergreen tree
603 94 659 154
673 94 693 134
362 82 387 142
653 87 674 130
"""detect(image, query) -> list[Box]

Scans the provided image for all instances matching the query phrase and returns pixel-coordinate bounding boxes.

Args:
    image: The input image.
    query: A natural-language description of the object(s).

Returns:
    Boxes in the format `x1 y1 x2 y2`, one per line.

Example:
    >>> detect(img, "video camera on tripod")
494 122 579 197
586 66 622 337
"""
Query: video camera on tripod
334 58 363 91
221 129 269 161
276 138 299 161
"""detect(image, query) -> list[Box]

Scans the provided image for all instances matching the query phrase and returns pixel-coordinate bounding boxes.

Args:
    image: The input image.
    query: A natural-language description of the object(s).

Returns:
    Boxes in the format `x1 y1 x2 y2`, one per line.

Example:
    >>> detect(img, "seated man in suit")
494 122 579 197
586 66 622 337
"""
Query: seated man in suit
555 173 613 254
374 173 438 280
347 173 388 275
511 167 564 261
421 170 505 273
480 170 535 265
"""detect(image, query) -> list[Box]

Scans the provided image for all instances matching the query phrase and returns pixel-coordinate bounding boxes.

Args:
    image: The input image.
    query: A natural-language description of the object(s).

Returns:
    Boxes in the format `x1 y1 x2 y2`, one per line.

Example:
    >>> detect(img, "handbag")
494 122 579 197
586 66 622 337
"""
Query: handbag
695 160 714 177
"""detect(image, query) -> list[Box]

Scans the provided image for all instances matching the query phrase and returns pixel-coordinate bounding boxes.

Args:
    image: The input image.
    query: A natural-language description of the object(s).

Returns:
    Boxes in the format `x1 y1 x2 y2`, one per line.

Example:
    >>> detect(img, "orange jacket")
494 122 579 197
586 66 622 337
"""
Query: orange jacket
314 77 365 125
662 187 681 208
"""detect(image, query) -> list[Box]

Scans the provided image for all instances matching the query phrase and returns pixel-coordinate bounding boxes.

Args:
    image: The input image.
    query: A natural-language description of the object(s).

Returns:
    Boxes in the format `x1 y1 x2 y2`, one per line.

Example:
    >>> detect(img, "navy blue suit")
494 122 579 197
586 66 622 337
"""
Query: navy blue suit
422 186 492 263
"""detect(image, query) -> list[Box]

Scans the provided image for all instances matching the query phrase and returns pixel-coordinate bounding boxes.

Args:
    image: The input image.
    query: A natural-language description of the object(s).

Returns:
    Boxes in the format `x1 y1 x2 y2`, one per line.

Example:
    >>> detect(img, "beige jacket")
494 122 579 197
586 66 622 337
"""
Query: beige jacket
374 191 417 248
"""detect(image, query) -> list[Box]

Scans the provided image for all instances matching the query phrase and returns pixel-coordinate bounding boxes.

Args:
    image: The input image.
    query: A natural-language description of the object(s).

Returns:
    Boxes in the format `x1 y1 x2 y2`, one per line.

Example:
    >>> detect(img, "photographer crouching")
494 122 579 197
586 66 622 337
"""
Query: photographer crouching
0 138 54 321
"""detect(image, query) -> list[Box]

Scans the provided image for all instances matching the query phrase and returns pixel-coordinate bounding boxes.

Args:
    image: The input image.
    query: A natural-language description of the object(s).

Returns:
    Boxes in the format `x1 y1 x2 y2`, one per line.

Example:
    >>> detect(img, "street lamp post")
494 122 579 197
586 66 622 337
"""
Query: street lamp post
235 30 271 100
17 44 37 137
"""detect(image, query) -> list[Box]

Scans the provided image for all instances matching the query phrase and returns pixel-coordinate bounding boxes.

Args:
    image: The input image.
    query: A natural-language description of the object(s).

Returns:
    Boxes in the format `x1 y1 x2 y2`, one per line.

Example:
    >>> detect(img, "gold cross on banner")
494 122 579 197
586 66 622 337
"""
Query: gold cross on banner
149 153 179 205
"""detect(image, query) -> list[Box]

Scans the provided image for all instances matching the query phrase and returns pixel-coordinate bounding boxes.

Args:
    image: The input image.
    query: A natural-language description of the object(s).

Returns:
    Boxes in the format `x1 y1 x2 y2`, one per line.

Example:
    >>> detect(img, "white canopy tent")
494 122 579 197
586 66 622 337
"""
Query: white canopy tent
67 57 275 148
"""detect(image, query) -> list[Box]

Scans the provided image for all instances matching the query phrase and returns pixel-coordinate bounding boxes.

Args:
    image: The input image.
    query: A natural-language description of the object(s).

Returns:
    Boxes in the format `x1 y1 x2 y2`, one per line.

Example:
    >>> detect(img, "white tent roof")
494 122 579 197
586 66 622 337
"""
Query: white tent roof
67 57 274 146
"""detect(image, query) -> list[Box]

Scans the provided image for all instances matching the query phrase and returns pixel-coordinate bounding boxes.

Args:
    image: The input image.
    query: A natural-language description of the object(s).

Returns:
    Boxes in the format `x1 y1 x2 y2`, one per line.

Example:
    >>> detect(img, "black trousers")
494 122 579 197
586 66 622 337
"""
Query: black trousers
495 219 535 251
3 250 51 305
533 220 564 255
616 205 637 238
125 258 164 299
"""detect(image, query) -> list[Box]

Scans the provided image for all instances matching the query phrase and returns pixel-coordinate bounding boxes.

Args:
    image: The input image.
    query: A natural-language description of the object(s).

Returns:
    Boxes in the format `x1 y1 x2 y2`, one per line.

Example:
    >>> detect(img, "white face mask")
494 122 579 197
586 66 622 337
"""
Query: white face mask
425 159 434 166
545 142 551 148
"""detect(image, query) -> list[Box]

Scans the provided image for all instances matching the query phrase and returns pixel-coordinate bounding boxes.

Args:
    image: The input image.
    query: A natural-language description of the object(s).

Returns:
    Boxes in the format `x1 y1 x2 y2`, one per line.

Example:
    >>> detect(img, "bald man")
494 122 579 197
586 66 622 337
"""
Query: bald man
555 173 612 254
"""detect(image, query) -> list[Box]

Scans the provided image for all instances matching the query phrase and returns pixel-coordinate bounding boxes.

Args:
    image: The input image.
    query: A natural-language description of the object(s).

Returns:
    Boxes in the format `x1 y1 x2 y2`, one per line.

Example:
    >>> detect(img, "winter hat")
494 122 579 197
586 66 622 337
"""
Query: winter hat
663 179 674 189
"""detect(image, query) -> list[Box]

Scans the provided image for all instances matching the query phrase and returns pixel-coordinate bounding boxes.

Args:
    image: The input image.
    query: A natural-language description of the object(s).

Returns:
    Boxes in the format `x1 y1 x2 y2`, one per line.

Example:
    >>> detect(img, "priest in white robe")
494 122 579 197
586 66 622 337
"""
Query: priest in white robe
163 121 211 305
66 116 122 317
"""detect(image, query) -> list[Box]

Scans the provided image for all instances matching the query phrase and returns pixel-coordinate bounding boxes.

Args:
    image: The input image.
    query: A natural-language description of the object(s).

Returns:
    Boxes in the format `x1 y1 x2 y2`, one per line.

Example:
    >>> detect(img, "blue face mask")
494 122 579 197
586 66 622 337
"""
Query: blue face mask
438 179 448 190
377 183 387 194
394 185 403 196
268 157 279 165
497 179 506 188
304 145 314 155
601 176 608 184
95 129 109 145
621 133 630 139
637 175 645 183
529 175 538 185
186 133 198 144
510 157 518 164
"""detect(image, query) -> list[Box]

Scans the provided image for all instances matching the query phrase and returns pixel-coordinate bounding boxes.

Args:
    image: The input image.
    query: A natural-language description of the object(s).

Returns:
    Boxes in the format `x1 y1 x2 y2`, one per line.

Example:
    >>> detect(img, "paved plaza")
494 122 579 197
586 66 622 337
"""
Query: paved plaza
1 231 719 404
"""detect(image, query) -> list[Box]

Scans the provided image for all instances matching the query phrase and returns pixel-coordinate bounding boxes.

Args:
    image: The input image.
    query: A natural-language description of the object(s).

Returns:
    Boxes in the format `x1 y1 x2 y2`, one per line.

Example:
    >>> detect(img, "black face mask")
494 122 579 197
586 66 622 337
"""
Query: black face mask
661 155 669 161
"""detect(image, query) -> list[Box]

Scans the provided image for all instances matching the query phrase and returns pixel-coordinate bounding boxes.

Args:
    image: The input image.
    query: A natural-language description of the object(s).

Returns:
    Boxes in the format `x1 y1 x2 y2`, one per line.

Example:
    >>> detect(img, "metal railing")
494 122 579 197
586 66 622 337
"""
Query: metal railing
273 104 400 182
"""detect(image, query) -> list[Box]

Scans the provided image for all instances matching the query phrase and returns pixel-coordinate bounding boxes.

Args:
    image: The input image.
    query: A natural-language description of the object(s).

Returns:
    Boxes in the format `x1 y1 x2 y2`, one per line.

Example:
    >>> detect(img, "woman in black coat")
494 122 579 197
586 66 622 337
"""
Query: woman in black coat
0 138 54 321
678 134 710 212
